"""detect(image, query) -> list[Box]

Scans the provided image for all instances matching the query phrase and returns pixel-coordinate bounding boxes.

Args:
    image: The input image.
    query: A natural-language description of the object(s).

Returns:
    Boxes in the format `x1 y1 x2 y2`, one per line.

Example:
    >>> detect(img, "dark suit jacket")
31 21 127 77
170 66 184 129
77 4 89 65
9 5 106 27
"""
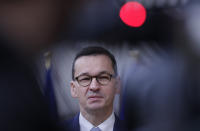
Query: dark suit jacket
63 113 128 131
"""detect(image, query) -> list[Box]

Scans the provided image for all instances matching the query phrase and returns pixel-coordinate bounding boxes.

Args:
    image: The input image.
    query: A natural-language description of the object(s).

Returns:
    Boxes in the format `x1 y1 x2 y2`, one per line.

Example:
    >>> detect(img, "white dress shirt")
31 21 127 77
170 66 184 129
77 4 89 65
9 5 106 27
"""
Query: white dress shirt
79 111 115 131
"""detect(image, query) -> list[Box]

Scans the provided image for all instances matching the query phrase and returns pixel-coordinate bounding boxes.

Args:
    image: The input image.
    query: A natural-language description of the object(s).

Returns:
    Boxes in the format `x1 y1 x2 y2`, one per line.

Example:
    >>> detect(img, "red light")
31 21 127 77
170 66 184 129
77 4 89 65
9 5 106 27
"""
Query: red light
119 1 147 27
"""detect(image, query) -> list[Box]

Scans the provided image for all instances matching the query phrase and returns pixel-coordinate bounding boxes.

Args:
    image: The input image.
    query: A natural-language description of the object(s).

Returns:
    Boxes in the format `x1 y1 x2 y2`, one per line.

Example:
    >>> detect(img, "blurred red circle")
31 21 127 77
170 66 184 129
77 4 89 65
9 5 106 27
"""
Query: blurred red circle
119 1 147 27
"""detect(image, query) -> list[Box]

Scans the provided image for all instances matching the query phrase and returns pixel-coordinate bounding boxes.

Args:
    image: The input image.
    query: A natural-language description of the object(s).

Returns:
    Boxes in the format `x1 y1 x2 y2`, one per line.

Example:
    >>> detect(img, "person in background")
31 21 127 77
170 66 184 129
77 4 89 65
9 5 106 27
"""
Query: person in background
0 0 83 131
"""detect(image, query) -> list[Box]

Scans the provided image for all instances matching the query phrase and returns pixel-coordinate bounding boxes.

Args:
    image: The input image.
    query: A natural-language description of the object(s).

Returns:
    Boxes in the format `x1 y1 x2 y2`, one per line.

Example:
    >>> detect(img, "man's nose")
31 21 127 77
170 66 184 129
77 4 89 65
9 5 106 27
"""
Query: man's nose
89 78 100 91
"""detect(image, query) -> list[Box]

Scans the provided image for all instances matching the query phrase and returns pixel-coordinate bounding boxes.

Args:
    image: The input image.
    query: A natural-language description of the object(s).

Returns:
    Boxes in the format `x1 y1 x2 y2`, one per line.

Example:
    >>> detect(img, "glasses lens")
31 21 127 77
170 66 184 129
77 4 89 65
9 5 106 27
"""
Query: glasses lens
97 74 111 85
77 75 91 87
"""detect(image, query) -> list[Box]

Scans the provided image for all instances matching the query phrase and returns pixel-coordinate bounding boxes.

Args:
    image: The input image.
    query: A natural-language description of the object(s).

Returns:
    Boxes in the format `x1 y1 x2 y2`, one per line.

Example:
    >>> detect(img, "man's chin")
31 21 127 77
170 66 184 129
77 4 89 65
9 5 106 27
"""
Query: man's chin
87 103 105 111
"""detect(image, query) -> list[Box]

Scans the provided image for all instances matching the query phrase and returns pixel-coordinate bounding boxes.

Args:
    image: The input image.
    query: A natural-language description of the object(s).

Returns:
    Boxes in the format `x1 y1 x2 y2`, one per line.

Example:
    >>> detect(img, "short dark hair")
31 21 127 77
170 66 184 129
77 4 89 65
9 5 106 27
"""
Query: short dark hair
72 46 118 80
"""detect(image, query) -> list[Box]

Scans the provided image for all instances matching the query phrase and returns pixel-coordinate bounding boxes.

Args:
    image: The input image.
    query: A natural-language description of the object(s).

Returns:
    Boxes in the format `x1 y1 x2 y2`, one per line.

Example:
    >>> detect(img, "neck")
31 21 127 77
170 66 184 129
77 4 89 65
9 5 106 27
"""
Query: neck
80 106 113 127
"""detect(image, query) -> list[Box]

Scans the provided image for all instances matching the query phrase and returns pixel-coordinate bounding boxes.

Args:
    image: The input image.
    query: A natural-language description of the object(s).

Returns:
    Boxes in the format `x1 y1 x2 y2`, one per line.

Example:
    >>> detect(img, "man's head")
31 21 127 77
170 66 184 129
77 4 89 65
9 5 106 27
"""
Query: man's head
70 46 120 113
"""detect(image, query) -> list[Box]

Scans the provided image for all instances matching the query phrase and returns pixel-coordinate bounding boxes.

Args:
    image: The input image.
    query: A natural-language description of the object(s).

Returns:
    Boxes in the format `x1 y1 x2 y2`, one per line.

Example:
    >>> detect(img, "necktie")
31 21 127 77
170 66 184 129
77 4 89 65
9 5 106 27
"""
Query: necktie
90 127 101 131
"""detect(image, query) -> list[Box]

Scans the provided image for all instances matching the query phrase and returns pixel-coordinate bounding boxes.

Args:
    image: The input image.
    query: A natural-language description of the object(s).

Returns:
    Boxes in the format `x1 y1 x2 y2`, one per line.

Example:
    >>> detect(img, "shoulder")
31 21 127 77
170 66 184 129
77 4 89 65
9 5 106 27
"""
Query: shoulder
60 113 80 131
114 114 129 131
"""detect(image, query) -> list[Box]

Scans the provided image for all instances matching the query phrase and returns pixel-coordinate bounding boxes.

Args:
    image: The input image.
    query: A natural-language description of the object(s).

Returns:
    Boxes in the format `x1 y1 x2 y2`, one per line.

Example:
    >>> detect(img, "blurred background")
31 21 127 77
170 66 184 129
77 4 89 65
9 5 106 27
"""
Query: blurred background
1 0 200 130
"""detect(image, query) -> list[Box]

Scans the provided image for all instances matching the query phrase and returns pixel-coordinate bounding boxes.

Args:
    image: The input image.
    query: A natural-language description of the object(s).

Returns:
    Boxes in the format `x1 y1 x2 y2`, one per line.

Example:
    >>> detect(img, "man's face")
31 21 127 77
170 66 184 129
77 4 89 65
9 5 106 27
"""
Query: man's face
71 55 119 112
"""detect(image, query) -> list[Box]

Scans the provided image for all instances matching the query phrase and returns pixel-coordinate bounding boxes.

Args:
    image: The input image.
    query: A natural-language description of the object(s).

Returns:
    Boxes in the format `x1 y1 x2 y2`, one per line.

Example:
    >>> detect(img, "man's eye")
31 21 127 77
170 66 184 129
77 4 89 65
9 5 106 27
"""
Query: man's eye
79 77 90 81
99 76 109 80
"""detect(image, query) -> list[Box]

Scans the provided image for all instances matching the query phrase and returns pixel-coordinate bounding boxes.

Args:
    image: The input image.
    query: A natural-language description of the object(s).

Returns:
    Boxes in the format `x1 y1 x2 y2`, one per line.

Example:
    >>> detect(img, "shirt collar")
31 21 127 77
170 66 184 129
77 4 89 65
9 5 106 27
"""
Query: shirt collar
98 111 115 131
79 111 115 131
79 112 93 131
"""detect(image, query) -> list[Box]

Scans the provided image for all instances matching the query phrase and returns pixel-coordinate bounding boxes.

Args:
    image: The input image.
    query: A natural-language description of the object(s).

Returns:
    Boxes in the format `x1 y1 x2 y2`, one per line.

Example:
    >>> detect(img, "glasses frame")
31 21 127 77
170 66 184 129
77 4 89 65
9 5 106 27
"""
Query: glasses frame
74 72 116 87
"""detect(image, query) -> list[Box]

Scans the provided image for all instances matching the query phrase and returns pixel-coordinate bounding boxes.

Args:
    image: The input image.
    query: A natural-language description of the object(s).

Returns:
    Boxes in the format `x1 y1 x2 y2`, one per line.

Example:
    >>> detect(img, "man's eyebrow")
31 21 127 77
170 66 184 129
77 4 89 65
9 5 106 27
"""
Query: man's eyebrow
98 71 112 75
75 72 90 77
76 71 113 78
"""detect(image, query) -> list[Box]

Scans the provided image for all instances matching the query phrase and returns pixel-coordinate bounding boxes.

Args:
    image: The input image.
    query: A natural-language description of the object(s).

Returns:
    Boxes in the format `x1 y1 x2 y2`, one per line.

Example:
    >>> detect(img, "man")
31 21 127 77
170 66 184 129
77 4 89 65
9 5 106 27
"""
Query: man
66 46 126 131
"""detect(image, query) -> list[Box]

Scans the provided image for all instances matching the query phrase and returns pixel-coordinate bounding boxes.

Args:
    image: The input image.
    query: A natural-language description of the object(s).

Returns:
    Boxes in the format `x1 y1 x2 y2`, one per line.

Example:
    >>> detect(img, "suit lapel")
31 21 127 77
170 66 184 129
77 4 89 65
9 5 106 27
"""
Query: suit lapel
114 114 128 131
72 113 80 131
113 114 120 131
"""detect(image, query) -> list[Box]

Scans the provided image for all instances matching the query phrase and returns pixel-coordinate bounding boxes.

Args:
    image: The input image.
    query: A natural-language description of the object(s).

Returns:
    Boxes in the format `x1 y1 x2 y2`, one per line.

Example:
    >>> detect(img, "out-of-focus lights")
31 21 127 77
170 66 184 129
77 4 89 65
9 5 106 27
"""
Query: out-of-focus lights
119 1 147 27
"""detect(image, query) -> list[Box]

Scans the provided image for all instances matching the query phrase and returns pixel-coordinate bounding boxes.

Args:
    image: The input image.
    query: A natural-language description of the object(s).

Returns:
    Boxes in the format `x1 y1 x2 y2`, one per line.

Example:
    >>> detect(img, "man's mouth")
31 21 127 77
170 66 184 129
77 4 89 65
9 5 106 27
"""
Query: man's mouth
88 95 103 100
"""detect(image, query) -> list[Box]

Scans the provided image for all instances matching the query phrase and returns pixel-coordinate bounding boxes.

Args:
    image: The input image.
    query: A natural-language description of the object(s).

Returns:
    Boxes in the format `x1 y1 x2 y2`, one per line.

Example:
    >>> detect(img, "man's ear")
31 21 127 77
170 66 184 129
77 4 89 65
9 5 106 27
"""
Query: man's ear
70 81 78 98
115 76 121 94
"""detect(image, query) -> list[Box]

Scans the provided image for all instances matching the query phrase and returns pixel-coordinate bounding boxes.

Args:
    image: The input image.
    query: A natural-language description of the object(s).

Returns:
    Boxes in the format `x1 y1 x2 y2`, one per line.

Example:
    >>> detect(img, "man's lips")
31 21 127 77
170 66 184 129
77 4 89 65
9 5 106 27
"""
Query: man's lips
88 95 103 99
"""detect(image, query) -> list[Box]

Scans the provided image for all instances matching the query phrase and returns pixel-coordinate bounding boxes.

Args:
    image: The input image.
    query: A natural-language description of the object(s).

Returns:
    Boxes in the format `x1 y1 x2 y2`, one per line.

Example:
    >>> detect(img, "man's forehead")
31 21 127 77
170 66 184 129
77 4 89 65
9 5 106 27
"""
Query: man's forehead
74 55 114 76
75 54 112 63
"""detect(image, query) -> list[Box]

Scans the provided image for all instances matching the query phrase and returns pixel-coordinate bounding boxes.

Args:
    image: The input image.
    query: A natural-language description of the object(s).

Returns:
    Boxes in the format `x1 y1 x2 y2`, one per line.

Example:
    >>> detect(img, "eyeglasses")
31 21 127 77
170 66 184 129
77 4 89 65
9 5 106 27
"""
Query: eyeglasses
75 73 115 87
